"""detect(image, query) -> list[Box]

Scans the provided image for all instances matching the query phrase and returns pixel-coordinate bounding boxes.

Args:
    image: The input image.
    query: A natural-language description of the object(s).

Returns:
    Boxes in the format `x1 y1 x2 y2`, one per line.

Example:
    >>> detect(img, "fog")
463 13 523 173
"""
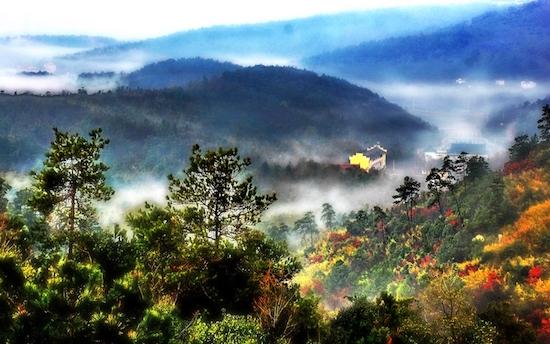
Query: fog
96 178 167 227
359 79 550 155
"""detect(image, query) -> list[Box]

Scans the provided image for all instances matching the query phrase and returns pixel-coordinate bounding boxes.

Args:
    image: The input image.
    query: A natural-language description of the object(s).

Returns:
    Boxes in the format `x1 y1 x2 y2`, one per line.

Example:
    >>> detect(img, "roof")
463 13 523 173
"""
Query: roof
448 143 487 156
364 144 387 159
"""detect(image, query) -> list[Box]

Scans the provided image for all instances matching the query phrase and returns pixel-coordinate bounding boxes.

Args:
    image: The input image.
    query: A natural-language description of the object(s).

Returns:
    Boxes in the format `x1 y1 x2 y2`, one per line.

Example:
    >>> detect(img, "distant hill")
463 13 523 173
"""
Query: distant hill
306 0 550 81
60 4 497 67
485 97 550 135
122 58 241 89
0 66 434 175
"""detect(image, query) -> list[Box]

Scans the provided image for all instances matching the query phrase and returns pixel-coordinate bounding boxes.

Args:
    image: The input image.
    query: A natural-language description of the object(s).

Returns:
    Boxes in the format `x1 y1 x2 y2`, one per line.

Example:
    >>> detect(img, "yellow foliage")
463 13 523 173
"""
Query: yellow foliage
461 266 504 291
514 283 536 302
508 256 536 268
534 278 550 297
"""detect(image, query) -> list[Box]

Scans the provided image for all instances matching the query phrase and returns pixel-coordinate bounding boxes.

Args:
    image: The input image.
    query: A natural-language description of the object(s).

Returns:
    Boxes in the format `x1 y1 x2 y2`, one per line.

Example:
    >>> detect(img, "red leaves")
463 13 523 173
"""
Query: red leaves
309 254 324 264
538 317 550 337
504 158 535 175
444 208 460 228
351 238 362 248
411 206 439 219
458 263 479 277
482 271 502 291
328 231 351 243
420 254 435 268
528 265 543 285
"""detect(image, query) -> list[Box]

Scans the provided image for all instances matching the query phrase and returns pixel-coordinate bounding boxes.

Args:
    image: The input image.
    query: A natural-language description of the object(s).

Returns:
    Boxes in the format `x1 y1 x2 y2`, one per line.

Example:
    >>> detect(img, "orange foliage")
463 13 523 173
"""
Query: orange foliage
484 199 550 254
254 270 296 338
506 168 550 210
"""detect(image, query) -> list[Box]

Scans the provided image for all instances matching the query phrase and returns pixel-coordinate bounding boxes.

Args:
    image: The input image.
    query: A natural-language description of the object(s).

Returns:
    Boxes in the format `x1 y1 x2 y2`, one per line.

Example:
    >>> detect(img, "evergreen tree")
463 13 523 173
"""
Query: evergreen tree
508 134 538 161
372 206 388 243
267 223 290 242
426 168 446 215
393 176 420 225
537 104 550 142
465 156 489 181
321 203 336 229
294 212 318 247
168 144 276 246
441 155 463 223
0 177 10 212
29 128 113 256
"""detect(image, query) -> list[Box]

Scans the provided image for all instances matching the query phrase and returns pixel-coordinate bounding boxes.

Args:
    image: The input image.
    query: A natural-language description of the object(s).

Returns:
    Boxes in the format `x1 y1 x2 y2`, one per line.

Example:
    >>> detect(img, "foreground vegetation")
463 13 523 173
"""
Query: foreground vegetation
0 105 550 343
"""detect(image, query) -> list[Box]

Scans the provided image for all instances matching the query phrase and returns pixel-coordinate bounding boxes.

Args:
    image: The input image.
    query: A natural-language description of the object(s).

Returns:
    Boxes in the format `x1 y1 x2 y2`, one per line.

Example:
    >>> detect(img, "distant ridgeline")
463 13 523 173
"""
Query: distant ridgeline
0 66 435 176
305 0 550 81
485 96 550 136
18 71 51 77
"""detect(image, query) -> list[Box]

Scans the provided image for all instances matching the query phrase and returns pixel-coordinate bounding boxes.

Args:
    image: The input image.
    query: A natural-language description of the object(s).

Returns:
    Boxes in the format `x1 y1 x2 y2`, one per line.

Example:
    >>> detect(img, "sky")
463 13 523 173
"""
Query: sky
0 0 526 40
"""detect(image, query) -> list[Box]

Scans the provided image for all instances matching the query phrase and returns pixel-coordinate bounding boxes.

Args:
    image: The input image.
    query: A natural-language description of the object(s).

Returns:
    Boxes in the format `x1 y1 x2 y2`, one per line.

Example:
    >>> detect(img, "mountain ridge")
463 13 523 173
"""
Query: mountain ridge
305 0 550 81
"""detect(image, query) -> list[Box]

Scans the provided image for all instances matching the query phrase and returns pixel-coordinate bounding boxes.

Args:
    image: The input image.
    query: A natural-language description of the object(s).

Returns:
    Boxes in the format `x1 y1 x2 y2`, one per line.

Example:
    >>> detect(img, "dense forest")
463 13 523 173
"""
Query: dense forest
306 0 550 81
0 66 433 175
1 104 550 343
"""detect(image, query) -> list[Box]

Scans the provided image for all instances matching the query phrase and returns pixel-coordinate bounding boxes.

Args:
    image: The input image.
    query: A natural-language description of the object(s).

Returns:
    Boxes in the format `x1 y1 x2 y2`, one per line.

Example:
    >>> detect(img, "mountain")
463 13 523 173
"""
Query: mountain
485 96 550 135
305 0 550 81
60 4 497 68
122 58 241 89
0 66 434 175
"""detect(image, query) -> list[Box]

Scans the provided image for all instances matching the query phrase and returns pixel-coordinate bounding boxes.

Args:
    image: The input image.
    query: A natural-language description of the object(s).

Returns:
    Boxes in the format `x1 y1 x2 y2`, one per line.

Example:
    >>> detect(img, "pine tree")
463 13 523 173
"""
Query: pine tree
392 176 420 226
168 144 276 245
372 206 387 243
425 168 445 215
294 212 318 247
29 128 113 256
321 203 336 229
537 104 550 142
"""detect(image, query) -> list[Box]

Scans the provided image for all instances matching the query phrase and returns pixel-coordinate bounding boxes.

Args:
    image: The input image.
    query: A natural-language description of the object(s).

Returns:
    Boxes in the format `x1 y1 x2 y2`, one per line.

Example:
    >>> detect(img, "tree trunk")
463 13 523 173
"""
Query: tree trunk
450 190 463 226
68 183 76 257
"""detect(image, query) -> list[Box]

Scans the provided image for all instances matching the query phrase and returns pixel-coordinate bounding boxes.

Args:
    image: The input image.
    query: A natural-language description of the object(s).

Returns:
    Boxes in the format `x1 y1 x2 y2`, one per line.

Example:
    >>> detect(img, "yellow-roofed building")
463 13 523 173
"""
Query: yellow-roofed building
348 144 387 172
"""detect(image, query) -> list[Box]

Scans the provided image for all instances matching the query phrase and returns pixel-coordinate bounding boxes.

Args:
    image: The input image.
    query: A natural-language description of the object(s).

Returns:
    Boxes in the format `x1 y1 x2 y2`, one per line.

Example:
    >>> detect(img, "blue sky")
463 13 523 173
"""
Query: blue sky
0 0 528 39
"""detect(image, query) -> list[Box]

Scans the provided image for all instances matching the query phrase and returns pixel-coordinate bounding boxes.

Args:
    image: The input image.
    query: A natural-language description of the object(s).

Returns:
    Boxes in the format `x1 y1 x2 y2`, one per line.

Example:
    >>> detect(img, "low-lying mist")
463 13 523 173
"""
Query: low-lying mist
359 79 550 156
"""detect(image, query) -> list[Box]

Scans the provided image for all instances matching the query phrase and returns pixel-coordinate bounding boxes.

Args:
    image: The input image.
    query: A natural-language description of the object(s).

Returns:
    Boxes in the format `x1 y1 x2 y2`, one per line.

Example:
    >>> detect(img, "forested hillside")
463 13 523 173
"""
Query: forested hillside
0 65 433 175
1 105 550 343
279 104 550 343
486 96 550 136
306 0 550 81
